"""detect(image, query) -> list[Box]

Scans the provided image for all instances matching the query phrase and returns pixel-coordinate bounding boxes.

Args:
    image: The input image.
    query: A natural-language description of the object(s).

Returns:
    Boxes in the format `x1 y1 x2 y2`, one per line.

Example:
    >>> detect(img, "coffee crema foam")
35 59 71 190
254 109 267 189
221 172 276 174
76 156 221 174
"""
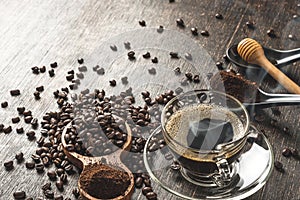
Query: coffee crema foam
165 104 245 150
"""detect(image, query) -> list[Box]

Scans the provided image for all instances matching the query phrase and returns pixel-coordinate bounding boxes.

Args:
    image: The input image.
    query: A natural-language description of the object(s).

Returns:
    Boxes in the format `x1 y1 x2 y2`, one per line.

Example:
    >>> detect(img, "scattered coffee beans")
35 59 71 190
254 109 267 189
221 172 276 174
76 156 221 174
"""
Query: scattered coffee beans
151 57 158 63
139 20 146 27
176 18 185 27
48 69 55 77
4 160 14 170
50 62 58 68
13 191 26 199
215 13 223 19
1 101 8 108
143 52 151 59
200 30 209 37
77 58 84 64
10 89 21 96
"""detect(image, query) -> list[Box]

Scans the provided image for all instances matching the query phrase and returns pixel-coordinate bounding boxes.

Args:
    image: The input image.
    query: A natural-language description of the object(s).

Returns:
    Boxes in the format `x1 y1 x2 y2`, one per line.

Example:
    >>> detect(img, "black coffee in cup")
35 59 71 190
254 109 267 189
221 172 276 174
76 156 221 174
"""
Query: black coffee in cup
164 104 246 174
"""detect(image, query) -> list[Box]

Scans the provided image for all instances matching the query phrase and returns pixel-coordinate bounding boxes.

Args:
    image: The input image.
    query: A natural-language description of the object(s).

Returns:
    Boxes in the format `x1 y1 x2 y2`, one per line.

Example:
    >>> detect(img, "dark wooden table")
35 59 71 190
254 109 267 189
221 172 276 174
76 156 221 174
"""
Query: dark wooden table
0 0 299 199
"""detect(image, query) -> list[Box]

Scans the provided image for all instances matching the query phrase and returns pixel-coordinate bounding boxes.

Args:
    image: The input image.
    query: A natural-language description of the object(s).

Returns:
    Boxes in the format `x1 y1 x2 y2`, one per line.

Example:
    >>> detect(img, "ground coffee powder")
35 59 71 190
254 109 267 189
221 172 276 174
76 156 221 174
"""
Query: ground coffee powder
210 69 258 103
79 163 130 199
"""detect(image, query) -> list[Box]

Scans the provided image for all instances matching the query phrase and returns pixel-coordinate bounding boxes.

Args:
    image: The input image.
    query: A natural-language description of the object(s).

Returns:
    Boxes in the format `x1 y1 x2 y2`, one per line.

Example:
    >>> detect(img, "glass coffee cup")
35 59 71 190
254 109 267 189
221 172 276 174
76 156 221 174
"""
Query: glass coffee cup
161 90 250 187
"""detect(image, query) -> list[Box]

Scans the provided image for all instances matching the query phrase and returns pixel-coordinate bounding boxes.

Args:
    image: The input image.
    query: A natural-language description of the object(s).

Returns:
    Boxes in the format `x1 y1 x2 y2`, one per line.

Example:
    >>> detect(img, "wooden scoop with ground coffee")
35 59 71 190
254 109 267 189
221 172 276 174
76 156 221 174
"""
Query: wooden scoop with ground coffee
61 119 134 200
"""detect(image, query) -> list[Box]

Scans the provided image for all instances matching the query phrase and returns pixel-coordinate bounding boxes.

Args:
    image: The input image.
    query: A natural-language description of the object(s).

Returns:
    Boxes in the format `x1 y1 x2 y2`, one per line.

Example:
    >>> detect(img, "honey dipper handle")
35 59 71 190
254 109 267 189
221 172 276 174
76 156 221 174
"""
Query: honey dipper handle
256 56 300 94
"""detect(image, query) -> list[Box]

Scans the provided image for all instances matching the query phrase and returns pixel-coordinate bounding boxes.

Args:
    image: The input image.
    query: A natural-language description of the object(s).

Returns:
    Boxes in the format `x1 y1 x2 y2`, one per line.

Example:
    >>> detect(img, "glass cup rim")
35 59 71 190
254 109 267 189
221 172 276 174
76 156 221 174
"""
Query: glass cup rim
161 89 250 154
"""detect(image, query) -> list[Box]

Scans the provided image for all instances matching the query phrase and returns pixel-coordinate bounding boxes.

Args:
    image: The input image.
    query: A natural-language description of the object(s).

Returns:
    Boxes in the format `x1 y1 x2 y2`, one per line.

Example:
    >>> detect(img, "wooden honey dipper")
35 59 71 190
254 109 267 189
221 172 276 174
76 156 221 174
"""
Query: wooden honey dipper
237 38 300 94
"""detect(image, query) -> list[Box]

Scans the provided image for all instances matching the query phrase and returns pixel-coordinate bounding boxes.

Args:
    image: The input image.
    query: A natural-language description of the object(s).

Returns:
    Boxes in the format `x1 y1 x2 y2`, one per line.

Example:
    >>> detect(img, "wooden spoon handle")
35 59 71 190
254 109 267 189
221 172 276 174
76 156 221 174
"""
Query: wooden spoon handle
256 57 300 94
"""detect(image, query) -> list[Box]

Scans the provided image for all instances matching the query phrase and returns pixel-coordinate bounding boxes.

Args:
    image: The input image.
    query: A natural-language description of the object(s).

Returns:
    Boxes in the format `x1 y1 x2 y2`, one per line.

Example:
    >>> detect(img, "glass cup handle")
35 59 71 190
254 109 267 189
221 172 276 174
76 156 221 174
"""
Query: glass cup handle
212 157 231 187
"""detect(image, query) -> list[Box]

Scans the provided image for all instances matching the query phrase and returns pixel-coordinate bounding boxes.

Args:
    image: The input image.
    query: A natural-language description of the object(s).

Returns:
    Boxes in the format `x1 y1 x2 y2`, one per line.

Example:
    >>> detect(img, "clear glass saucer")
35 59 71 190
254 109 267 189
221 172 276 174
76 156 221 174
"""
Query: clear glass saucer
143 126 274 200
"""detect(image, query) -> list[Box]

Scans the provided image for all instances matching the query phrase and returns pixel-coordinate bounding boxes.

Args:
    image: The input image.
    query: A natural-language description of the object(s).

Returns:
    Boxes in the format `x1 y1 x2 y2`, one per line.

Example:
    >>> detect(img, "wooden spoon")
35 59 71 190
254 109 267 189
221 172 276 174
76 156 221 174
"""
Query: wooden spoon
61 120 134 200
237 38 300 94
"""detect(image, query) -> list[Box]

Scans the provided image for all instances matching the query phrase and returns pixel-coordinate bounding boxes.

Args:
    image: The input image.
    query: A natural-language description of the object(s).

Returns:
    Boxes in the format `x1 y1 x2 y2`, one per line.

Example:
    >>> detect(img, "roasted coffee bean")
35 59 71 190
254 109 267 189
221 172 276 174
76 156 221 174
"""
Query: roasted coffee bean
169 52 179 58
44 190 54 199
127 51 136 60
64 164 74 174
13 191 26 199
31 154 41 163
145 192 157 200
47 170 57 180
151 57 158 63
54 195 63 200
24 116 33 124
26 131 36 140
11 117 20 123
142 187 153 195
124 42 131 49
4 160 14 170
42 182 51 191
36 163 44 173
4 126 12 134
26 197 33 200
40 66 46 73
25 161 35 169
148 68 156 75
109 79 117 87
96 67 105 75
144 178 151 187
60 174 68 183
139 20 146 27
92 65 99 72
185 72 193 80
16 127 24 134
110 45 117 51
56 168 65 176
142 52 151 59
34 91 41 100
48 69 55 77
185 53 192 60
216 61 224 70
56 180 64 191
1 101 8 108
17 107 25 114
156 25 164 33
32 66 40 74
267 29 276 37
67 69 74 74
274 161 284 172
77 58 84 64
23 110 32 116
191 27 198 35
121 76 128 84
72 188 80 198
193 75 200 83
282 148 292 157
50 62 58 68
10 89 21 96
76 72 84 79
15 152 24 163
200 30 209 37
31 118 38 127
174 67 181 75
169 0 175 3
176 18 185 27
135 177 143 188
215 13 223 19
66 74 74 81
283 127 289 134
36 86 44 92
223 54 229 62
61 87 69 93
78 66 87 72
246 21 254 29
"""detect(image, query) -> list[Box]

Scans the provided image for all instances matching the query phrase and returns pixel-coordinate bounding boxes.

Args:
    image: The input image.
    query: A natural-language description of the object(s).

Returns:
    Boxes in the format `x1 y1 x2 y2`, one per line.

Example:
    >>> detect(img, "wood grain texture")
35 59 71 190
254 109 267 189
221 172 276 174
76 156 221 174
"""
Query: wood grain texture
0 0 299 199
